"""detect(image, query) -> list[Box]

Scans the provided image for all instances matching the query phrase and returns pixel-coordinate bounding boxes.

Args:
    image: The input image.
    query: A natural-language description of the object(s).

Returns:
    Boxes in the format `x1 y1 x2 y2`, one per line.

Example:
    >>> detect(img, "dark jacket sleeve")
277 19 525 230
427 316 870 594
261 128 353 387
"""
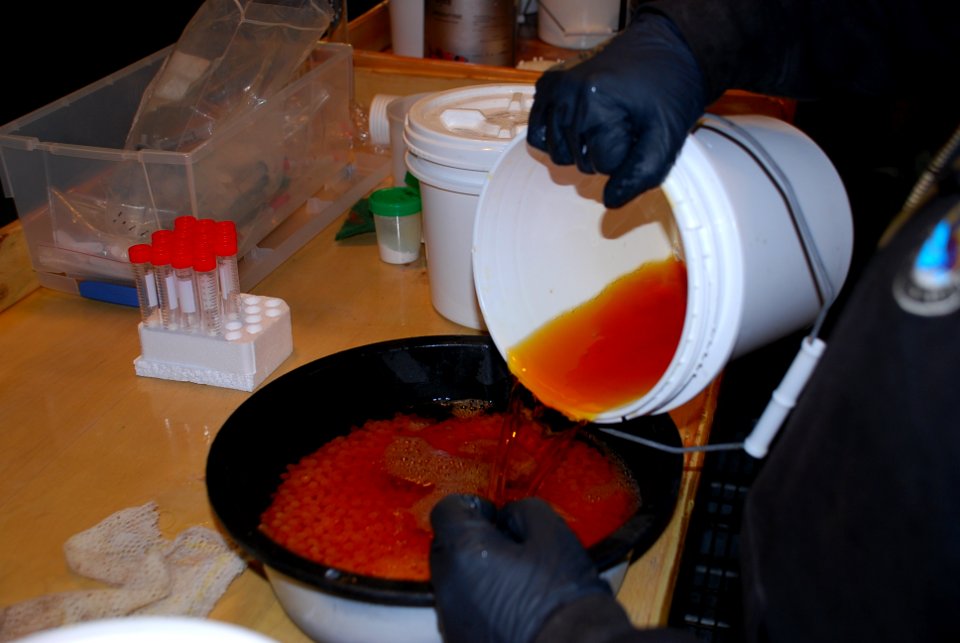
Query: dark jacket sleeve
738 130 960 642
622 3 960 640
533 594 697 643
637 0 960 103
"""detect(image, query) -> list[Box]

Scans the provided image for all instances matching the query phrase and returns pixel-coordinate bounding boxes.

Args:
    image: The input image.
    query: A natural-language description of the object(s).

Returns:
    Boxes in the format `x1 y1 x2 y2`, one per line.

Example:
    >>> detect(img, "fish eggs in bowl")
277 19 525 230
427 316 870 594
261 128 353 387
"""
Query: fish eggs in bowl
206 335 682 643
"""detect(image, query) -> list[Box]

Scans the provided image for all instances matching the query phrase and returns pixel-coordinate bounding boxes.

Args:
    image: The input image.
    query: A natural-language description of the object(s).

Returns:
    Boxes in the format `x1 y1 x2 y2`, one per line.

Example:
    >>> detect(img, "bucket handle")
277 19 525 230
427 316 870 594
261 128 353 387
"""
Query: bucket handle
694 114 839 329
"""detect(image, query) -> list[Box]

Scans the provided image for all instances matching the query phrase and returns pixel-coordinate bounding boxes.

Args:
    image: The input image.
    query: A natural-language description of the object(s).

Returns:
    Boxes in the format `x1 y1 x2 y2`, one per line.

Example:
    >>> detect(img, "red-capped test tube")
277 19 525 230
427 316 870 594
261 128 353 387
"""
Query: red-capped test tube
150 236 179 331
215 221 242 320
194 218 217 256
194 250 224 336
174 215 198 234
172 233 200 333
128 244 159 326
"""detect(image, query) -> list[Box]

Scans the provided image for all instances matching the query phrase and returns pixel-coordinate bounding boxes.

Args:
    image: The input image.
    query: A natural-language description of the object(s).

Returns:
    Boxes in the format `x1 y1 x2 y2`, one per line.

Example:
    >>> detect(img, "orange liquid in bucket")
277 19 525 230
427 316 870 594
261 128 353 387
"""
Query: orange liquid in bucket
507 257 687 419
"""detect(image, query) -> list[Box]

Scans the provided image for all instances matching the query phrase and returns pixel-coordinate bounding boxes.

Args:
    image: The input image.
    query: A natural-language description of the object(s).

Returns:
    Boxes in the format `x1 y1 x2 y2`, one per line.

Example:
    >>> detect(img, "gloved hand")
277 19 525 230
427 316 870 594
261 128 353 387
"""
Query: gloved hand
429 494 611 643
527 12 706 209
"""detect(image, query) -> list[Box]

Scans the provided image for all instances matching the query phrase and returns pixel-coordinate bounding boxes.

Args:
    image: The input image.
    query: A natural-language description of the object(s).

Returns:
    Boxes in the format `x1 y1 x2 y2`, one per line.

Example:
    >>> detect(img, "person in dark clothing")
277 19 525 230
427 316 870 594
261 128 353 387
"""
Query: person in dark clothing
428 1 960 642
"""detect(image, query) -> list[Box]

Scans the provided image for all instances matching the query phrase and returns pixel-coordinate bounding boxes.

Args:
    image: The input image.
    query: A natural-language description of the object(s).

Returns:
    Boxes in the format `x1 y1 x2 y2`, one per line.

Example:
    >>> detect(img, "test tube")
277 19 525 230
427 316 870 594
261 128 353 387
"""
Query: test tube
172 243 200 333
151 229 174 247
174 215 198 234
215 221 242 320
151 242 179 331
128 243 159 327
195 250 224 337
196 218 217 255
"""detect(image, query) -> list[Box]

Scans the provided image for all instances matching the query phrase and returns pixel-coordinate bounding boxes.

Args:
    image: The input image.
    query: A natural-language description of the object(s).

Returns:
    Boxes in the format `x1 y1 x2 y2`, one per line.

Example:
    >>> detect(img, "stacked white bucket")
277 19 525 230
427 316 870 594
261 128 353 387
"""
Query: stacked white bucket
404 85 536 330
404 84 854 418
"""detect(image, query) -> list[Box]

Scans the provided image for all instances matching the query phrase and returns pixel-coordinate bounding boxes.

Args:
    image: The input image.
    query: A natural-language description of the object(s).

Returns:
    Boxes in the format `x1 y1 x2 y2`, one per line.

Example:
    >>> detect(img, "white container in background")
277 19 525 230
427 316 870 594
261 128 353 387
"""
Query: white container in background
388 92 432 185
537 0 622 50
368 93 399 146
473 114 854 420
424 0 517 66
389 0 425 57
366 92 432 185
404 84 535 329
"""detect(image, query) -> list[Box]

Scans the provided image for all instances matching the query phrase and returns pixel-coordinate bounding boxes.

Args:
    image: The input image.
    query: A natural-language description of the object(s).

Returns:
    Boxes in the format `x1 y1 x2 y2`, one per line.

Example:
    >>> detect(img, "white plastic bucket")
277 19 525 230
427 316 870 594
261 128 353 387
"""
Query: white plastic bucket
404 84 535 330
473 114 853 421
387 92 432 186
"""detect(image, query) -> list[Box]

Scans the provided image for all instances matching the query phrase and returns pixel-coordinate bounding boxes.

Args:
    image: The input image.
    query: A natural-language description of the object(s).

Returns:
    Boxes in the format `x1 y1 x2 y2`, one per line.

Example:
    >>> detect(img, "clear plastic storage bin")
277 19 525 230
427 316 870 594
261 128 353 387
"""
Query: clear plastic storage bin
0 42 389 301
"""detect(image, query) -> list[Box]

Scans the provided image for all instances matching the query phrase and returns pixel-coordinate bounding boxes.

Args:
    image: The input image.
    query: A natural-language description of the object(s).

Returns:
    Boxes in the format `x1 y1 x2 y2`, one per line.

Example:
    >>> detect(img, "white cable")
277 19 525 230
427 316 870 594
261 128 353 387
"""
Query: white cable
597 427 743 454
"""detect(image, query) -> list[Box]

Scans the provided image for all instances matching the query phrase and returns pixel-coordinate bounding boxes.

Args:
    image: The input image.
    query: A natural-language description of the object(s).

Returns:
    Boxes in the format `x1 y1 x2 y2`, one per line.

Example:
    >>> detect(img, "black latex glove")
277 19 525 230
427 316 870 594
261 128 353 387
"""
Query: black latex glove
527 12 706 209
429 494 611 643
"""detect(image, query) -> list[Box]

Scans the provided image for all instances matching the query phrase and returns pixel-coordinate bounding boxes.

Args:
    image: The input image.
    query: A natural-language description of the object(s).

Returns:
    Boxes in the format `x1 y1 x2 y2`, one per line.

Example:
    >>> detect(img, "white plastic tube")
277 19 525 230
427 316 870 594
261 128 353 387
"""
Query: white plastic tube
743 336 826 459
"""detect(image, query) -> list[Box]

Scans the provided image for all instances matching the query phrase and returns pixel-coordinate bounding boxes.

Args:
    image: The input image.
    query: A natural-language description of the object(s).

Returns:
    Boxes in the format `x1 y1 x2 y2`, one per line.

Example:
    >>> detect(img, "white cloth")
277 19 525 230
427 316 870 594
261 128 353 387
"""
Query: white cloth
0 502 246 642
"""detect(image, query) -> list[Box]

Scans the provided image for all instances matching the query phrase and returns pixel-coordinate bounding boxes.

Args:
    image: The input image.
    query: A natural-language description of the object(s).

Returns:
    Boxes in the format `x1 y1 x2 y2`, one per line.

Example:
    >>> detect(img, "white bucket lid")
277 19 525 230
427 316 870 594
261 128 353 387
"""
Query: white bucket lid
403 84 535 172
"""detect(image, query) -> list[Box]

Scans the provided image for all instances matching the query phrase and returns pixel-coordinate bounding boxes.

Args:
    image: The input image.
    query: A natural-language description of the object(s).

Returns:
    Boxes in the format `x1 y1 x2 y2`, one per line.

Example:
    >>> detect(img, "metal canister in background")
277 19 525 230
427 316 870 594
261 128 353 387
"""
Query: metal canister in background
424 0 517 67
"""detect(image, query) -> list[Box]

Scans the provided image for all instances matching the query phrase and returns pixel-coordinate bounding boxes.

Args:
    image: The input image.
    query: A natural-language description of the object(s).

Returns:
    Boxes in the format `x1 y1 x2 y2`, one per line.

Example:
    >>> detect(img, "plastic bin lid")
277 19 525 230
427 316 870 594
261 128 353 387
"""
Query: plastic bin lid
403 84 535 172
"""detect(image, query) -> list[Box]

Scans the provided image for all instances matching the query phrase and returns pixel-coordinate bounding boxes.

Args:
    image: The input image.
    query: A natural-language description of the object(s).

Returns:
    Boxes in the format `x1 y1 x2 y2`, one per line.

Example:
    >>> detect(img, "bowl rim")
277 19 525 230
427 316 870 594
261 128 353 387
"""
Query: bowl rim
207 334 683 607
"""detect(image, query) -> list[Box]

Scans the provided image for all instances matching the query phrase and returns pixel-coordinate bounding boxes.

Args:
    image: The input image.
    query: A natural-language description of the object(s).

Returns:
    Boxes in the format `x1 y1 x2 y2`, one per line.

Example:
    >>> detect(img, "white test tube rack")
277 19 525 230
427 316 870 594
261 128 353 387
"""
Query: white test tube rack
134 294 293 392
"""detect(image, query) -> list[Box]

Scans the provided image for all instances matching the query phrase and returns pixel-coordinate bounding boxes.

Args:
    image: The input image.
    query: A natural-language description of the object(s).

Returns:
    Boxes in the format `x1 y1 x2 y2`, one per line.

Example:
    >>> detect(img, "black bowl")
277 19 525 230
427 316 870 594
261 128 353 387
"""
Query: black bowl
206 335 682 607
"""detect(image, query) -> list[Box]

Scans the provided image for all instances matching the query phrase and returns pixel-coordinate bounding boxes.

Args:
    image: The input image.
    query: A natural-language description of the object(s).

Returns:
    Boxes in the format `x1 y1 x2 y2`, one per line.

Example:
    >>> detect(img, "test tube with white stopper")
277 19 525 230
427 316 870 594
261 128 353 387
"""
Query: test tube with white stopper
150 240 179 331
215 221 242 320
195 250 224 337
128 243 159 327
172 242 200 334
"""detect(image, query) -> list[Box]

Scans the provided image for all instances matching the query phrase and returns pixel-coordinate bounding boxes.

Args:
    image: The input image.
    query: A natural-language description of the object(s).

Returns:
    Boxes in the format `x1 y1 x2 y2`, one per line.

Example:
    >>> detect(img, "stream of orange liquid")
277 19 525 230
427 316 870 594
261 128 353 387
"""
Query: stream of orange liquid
486 381 582 505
